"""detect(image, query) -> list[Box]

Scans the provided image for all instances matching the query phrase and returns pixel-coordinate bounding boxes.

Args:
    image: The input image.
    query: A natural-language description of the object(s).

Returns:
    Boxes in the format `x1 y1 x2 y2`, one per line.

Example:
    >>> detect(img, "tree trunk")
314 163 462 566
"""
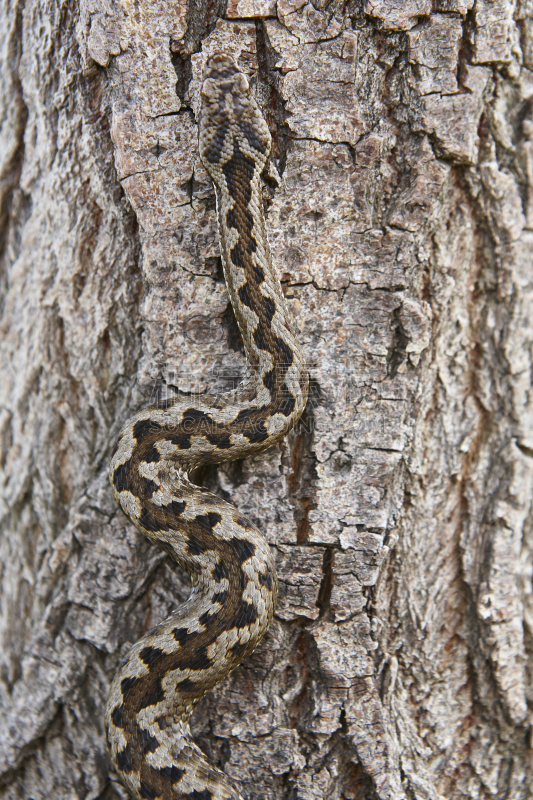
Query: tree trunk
1 1 532 798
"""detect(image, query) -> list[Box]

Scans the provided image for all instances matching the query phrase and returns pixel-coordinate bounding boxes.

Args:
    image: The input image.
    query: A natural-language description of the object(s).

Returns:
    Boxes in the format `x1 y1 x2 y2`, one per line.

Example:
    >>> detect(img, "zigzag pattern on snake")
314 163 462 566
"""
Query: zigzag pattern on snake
105 53 309 800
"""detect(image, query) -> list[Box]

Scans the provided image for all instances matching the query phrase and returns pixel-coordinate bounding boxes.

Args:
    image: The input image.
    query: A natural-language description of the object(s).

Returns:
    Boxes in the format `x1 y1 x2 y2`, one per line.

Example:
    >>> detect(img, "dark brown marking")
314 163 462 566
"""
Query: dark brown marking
244 220 257 254
226 207 237 229
230 641 248 657
184 790 213 800
111 704 126 729
278 385 296 417
212 591 228 604
234 406 260 423
140 477 158 499
137 726 160 754
113 460 132 494
237 599 258 627
133 418 162 441
205 432 231 448
230 241 246 268
164 499 186 516
139 780 158 799
196 512 222 531
264 296 276 324
228 207 257 250
230 406 271 444
263 369 275 392
172 627 188 646
199 609 218 629
170 431 192 449
138 677 165 709
229 536 255 562
212 560 229 582
139 506 170 533
176 677 197 693
182 408 212 426
203 127 227 164
157 765 185 783
241 119 269 154
121 676 140 699
246 424 268 444
222 143 262 277
253 322 268 351
232 405 271 442
187 532 211 556
274 335 294 365
116 744 134 773
258 571 273 590
140 646 167 668
143 445 161 464
186 644 212 671
238 282 253 308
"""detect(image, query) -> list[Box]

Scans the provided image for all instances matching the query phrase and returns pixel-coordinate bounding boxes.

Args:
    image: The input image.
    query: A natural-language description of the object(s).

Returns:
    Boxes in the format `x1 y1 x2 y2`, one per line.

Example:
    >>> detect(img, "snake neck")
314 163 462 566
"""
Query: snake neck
199 55 308 438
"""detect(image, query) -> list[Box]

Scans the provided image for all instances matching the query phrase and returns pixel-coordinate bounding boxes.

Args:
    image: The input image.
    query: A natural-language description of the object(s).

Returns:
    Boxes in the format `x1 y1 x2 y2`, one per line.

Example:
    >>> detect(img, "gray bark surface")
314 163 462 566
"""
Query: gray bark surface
1 1 532 798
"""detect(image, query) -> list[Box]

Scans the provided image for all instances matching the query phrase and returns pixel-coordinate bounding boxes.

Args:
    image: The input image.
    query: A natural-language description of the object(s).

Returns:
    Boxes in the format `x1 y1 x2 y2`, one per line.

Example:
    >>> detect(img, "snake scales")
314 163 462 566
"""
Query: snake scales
105 53 309 800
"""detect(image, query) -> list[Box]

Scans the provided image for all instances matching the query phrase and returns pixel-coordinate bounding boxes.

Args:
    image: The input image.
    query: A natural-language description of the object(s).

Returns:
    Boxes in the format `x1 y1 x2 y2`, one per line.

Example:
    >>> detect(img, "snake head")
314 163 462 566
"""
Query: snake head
198 52 271 171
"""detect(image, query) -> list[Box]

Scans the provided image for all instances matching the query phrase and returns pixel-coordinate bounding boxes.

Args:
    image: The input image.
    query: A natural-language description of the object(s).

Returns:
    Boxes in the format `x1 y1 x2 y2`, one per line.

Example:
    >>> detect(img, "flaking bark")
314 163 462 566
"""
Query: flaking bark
1 1 532 799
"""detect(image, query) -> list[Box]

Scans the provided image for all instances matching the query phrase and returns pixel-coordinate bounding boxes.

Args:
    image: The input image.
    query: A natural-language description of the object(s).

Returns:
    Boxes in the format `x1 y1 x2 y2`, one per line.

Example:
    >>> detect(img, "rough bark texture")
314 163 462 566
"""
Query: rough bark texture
1 1 533 799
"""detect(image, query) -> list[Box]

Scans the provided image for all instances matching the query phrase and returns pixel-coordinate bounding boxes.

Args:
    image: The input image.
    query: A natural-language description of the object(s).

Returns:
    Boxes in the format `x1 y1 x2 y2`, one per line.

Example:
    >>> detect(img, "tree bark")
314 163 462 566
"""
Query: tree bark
1 1 533 798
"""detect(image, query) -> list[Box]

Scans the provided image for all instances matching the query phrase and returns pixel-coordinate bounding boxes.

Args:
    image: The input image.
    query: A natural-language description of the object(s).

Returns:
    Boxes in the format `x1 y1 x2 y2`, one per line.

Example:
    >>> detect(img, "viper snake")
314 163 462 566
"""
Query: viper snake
105 54 309 799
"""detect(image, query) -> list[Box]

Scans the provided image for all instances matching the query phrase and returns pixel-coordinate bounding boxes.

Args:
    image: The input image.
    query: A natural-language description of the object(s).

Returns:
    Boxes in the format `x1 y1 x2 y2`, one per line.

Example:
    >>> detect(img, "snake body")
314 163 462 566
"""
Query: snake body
105 54 308 800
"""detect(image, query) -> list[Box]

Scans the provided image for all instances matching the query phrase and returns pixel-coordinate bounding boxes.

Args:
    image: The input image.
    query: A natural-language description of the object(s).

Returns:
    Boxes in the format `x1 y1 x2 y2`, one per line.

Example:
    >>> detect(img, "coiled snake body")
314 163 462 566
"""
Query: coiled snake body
105 54 308 799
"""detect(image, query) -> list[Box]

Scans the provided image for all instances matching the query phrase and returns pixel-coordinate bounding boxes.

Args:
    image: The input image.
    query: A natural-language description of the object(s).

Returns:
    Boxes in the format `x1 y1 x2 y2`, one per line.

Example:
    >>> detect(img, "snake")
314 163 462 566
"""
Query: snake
105 53 309 800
